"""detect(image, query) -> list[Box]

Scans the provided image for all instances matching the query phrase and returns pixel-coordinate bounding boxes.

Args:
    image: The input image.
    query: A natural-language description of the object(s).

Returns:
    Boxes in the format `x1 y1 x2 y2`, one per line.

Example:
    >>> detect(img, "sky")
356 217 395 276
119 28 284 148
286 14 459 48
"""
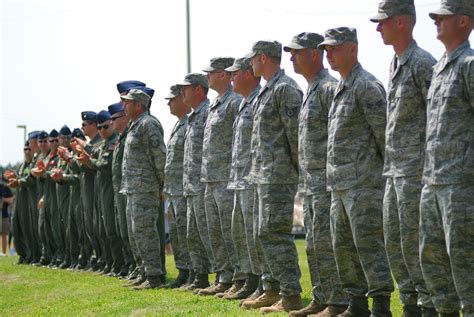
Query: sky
1 0 472 165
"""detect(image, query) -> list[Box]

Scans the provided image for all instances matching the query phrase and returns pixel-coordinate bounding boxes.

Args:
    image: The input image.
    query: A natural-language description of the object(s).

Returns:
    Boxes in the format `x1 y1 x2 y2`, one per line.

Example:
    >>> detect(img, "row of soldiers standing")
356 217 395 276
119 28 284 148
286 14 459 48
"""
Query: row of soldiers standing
6 83 167 286
5 0 474 316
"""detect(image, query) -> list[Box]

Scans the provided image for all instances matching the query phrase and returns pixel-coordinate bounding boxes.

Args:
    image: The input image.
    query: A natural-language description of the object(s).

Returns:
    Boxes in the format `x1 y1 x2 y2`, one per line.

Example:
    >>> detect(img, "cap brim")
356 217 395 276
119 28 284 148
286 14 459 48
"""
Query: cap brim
225 65 240 72
164 93 179 100
177 80 193 86
120 95 134 100
245 51 257 59
283 43 305 52
370 12 389 22
318 39 343 49
202 66 215 72
429 8 454 19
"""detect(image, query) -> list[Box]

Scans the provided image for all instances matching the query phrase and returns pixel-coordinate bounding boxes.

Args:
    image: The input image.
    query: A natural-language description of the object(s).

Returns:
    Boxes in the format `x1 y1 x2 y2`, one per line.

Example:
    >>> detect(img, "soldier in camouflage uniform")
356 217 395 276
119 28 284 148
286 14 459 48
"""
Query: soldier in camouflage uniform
70 111 102 270
196 57 242 296
179 73 214 291
115 80 146 280
224 57 263 301
283 32 348 317
370 1 438 316
163 85 192 288
420 2 474 316
120 88 166 289
319 28 394 317
241 40 304 314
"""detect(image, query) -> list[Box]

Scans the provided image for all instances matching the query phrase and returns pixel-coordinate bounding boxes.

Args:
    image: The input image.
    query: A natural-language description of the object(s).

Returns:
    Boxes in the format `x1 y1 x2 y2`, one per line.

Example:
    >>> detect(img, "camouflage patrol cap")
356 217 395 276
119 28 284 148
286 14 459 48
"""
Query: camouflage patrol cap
178 73 209 89
370 0 416 22
318 27 358 49
283 32 325 52
246 40 282 58
165 85 181 100
203 57 235 72
120 88 151 106
225 57 252 72
429 0 474 19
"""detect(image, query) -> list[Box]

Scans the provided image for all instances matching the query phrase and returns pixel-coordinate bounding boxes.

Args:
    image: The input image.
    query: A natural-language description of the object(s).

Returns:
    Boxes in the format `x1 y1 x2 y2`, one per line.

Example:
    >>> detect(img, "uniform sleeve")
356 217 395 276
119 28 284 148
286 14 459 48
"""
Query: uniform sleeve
143 120 167 184
357 80 387 159
277 83 303 168
464 56 474 110
413 54 436 103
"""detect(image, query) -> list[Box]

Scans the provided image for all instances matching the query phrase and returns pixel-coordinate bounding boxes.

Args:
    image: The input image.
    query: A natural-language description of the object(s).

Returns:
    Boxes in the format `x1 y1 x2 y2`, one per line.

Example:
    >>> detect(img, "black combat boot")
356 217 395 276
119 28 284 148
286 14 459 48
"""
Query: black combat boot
339 296 370 317
371 296 392 317
167 269 189 289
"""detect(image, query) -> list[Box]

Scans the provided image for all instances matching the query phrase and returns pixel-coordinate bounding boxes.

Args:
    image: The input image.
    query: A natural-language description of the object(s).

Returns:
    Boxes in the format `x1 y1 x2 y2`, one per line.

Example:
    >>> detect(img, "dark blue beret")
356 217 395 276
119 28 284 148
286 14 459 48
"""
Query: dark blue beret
97 110 111 124
139 87 155 99
81 111 97 122
117 80 146 94
108 102 124 116
59 125 71 136
28 130 41 140
49 129 59 138
38 131 48 140
72 128 85 140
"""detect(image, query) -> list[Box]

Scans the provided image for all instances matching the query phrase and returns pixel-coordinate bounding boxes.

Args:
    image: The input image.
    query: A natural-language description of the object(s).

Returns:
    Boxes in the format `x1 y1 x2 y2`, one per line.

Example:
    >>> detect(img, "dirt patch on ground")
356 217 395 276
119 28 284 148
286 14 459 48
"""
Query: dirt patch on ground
0 272 20 283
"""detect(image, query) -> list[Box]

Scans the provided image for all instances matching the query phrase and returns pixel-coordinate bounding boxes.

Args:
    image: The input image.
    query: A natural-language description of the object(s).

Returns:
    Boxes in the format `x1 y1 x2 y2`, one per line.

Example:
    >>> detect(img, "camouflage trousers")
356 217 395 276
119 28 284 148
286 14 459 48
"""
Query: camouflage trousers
420 184 474 315
204 182 238 283
330 188 394 297
256 184 301 296
126 196 142 272
126 191 163 278
232 188 261 279
168 195 191 270
302 193 347 306
383 177 432 307
186 192 213 274
115 193 133 270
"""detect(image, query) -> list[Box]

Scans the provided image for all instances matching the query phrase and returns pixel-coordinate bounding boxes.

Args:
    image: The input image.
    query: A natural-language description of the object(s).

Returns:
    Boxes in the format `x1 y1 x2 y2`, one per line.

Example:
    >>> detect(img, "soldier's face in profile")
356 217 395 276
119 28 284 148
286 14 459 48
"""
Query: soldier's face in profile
433 14 460 43
38 139 49 152
250 55 263 77
325 44 352 73
231 70 246 95
376 16 398 45
290 48 312 75
181 85 194 106
122 99 136 120
29 139 39 152
48 137 59 151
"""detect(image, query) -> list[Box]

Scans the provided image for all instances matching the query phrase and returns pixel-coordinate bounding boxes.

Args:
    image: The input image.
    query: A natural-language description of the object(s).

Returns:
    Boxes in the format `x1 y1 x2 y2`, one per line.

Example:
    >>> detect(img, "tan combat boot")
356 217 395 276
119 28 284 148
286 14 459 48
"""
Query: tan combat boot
289 300 327 316
241 289 281 310
216 280 244 298
260 294 304 314
197 283 232 296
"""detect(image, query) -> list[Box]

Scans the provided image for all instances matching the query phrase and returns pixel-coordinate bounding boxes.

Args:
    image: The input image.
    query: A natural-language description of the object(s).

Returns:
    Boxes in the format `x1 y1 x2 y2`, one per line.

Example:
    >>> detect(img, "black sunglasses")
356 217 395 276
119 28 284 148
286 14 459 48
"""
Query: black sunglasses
111 115 125 121
48 139 59 143
97 124 110 130
38 140 47 143
24 148 31 151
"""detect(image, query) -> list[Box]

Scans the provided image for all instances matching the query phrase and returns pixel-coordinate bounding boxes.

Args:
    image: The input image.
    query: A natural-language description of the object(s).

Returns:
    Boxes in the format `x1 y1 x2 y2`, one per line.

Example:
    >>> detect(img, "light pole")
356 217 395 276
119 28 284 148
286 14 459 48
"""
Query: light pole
186 0 191 73
16 125 27 143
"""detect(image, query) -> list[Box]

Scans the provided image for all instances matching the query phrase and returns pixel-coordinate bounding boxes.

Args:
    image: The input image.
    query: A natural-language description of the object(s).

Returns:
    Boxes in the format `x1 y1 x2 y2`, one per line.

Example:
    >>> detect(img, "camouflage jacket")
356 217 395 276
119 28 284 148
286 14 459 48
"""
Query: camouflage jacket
384 41 436 178
327 63 386 191
163 116 188 196
248 69 302 185
121 112 166 194
201 88 241 182
423 40 474 185
298 69 336 195
183 99 209 196
228 85 260 190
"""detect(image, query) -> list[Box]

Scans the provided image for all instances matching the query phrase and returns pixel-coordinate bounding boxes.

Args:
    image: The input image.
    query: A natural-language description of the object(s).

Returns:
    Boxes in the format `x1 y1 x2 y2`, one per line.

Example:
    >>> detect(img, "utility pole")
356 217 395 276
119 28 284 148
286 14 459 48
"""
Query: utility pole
16 125 27 143
186 0 191 73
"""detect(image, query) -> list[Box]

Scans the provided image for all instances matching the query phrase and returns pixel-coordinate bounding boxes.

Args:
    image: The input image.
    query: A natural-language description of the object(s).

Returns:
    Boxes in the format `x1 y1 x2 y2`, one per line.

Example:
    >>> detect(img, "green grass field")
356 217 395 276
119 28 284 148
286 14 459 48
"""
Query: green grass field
0 239 402 316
